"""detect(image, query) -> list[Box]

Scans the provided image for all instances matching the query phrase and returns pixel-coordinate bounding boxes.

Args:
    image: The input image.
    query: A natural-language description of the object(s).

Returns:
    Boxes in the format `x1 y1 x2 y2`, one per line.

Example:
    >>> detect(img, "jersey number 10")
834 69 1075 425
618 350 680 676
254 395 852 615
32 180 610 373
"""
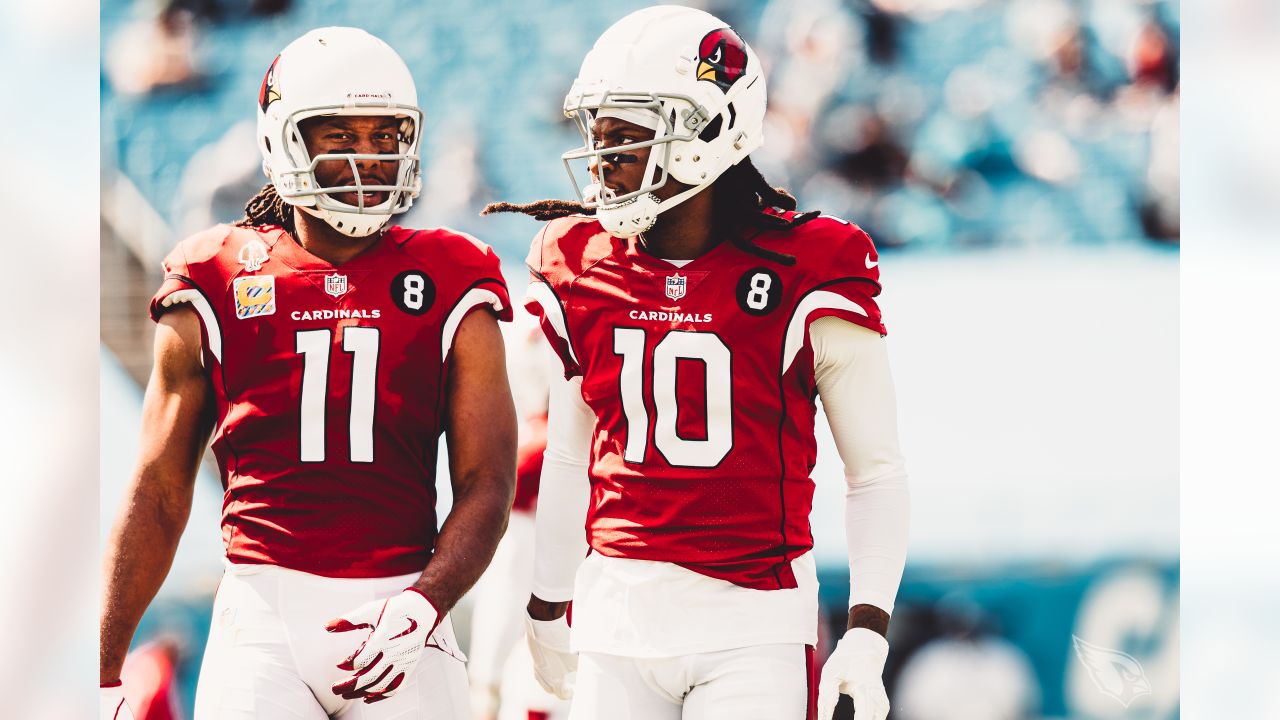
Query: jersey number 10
612 328 733 468
295 327 379 463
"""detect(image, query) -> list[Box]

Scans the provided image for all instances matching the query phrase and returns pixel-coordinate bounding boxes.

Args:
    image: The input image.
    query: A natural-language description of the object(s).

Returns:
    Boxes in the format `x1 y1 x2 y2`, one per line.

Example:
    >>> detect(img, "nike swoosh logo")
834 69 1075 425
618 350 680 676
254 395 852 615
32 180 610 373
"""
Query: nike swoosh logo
390 617 418 640
865 254 878 269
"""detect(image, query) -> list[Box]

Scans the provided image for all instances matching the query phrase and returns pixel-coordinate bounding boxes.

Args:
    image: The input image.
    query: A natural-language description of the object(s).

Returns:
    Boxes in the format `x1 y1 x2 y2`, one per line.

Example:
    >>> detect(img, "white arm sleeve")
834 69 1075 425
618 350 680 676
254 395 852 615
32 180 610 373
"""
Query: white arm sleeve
530 372 595 601
812 316 911 615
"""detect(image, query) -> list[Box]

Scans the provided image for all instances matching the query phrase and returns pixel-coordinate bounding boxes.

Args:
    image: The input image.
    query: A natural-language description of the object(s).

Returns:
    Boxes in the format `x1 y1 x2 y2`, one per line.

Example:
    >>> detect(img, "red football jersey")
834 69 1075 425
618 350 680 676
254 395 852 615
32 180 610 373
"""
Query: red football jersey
526 213 884 591
149 223 512 578
512 414 548 513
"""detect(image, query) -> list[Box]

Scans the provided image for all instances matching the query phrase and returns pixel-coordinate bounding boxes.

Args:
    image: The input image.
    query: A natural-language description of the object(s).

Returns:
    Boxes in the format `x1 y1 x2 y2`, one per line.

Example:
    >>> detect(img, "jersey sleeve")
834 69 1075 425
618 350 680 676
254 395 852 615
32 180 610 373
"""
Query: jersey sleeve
439 233 514 359
524 219 584 379
783 218 887 375
473 239 514 323
149 234 206 320
147 227 233 365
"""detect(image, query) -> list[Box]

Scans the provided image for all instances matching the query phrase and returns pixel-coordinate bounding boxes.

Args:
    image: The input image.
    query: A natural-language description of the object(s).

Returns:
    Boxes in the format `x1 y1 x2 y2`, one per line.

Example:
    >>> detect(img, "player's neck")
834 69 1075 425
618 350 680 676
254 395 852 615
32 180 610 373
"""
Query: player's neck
639 189 717 260
292 209 383 266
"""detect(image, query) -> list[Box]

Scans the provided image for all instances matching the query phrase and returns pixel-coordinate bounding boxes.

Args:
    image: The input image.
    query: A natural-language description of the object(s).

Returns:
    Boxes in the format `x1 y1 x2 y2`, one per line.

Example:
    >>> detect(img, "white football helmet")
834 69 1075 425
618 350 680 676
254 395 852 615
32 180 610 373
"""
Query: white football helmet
562 5 767 238
257 27 422 238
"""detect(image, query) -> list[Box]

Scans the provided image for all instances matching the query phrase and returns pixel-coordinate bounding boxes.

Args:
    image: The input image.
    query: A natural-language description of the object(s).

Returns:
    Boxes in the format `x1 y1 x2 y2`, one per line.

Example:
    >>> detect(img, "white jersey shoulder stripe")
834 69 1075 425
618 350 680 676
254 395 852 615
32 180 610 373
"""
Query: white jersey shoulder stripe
525 280 579 366
781 289 868 375
442 287 505 358
161 288 223 365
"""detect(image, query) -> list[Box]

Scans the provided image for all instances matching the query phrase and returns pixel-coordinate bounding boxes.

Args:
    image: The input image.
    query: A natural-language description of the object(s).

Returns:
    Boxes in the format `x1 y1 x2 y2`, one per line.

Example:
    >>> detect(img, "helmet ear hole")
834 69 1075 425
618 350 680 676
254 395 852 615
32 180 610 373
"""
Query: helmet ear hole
726 103 737 130
698 114 723 142
263 137 272 153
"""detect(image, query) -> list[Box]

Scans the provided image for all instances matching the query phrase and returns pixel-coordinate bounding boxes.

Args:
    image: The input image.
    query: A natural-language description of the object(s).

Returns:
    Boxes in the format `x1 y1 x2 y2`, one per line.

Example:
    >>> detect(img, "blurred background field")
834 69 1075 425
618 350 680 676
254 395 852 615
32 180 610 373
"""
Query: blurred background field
99 0 1178 718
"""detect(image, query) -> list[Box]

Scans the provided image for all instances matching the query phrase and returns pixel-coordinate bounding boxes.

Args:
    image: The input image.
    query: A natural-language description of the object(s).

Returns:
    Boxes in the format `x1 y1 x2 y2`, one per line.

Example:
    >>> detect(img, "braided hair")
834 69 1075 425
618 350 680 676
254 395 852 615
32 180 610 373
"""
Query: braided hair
481 158 817 265
235 183 297 236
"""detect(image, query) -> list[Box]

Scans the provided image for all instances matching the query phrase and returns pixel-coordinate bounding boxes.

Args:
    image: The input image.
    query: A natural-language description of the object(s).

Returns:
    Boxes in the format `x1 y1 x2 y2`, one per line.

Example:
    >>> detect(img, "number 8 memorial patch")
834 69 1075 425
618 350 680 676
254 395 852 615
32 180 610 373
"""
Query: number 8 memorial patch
736 267 782 316
391 270 435 316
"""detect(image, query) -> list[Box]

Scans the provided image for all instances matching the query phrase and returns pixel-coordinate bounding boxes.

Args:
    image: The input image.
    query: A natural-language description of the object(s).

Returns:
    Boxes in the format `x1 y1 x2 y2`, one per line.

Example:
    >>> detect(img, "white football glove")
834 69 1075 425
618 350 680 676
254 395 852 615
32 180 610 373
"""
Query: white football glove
326 588 442 704
100 682 135 720
469 682 501 720
524 610 577 700
816 628 891 720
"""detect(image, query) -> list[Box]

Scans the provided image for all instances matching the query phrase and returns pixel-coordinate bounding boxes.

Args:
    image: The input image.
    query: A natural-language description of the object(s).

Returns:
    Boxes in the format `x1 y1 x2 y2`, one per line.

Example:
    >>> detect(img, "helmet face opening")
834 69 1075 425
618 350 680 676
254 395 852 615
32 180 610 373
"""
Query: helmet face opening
274 103 423 216
561 90 712 210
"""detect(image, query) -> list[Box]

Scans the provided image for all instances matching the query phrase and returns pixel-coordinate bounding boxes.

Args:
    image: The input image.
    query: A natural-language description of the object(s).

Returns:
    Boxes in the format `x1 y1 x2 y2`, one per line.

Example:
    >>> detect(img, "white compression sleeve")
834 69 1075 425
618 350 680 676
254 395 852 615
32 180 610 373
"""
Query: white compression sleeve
530 373 595 601
812 316 911 614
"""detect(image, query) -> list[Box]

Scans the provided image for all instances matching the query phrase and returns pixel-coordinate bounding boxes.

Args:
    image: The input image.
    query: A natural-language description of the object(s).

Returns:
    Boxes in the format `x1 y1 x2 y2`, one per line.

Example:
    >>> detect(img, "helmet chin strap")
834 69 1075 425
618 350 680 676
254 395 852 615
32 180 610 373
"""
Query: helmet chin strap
297 203 391 238
595 147 745 238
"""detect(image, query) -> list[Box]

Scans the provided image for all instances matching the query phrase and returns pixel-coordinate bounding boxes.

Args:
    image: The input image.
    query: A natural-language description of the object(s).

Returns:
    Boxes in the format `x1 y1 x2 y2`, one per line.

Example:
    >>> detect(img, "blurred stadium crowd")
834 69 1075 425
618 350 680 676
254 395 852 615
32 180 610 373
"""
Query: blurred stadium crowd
102 0 1178 263
99 1 1179 719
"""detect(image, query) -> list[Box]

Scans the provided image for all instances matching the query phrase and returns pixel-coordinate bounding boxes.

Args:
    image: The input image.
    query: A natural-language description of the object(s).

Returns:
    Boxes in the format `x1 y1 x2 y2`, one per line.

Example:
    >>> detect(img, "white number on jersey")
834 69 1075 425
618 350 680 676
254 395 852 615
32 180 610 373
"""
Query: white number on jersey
746 272 773 310
295 327 380 462
403 274 426 310
612 328 733 467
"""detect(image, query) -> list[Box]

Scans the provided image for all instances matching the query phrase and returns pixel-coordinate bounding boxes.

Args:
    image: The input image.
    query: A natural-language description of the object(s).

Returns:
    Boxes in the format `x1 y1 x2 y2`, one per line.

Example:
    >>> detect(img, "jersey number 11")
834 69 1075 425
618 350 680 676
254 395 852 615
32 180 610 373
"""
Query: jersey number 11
295 327 379 463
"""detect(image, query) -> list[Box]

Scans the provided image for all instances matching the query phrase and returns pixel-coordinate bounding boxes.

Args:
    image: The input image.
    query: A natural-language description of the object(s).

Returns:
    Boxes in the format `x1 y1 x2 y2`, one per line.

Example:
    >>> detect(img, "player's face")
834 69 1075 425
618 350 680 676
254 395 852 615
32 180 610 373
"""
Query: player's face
589 116 686 202
299 115 401 208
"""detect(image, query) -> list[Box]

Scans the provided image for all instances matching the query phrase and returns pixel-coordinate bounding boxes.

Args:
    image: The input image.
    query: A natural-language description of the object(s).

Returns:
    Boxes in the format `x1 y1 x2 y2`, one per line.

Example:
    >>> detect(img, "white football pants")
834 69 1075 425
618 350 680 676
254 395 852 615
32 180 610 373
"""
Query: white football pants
568 644 813 720
193 562 469 719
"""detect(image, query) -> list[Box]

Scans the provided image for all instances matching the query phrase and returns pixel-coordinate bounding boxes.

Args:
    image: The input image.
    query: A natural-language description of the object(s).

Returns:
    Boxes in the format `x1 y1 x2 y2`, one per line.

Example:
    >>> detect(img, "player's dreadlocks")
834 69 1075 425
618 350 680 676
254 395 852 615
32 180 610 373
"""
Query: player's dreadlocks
481 158 817 266
236 183 297 236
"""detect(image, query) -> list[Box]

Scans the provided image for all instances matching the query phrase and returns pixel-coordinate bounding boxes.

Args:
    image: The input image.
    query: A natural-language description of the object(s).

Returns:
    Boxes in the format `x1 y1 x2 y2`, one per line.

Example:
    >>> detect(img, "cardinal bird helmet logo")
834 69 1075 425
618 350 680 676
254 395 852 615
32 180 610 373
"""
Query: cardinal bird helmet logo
696 27 749 92
259 54 282 112
1071 635 1153 708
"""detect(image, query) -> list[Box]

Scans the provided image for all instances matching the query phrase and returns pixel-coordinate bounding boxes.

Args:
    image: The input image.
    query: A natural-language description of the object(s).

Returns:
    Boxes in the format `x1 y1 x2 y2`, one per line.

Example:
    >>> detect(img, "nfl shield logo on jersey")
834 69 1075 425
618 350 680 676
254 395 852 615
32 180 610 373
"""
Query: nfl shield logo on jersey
665 274 687 301
325 273 349 298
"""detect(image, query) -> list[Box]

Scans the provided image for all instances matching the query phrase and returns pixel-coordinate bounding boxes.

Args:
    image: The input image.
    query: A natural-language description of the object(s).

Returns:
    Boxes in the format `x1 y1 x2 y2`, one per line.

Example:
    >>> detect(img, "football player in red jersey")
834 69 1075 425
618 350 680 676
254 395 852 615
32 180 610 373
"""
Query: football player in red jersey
484 6 910 720
100 28 517 719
